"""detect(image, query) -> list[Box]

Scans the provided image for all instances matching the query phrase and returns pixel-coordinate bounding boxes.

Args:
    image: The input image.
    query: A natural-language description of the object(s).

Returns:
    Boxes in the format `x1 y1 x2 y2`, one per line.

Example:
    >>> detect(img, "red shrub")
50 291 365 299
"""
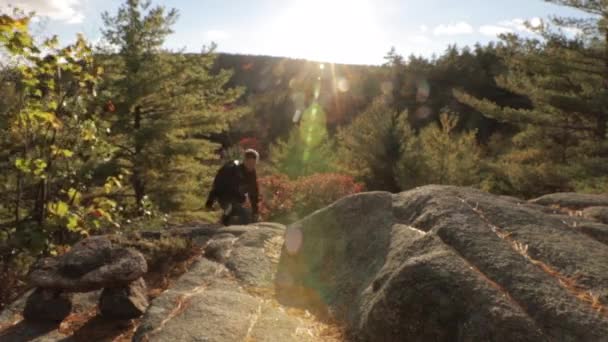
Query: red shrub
293 173 365 217
258 173 364 223
258 173 295 221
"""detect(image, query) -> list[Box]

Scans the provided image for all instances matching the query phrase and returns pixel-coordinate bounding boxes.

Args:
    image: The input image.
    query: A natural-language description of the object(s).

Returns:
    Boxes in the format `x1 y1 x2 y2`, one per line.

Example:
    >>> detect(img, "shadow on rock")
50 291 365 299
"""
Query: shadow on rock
0 320 59 342
58 316 136 342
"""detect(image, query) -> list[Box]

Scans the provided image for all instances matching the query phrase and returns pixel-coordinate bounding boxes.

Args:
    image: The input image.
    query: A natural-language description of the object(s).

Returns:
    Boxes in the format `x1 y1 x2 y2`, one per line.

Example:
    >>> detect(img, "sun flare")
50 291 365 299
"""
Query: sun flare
265 0 385 64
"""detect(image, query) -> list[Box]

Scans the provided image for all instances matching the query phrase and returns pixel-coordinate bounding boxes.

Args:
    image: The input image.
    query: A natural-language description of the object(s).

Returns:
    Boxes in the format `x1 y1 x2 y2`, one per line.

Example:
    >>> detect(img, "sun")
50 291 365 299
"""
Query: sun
265 0 385 65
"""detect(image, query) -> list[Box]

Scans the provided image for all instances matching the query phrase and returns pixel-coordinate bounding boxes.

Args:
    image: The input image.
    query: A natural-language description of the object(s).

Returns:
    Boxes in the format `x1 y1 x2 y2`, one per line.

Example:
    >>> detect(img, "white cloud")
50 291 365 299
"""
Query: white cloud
0 0 85 24
479 17 544 37
419 25 428 33
204 30 231 42
499 17 542 33
563 26 583 37
433 22 474 36
479 25 514 37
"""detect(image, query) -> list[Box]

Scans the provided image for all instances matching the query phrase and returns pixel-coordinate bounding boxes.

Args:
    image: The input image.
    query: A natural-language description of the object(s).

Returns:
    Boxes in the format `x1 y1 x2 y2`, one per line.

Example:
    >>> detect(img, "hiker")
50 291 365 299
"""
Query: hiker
205 149 260 225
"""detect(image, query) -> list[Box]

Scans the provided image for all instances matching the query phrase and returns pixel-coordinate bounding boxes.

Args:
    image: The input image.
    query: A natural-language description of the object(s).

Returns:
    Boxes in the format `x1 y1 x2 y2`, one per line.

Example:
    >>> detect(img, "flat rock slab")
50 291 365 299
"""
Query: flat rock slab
530 192 608 209
133 261 319 342
278 186 608 341
29 236 147 292
134 223 333 342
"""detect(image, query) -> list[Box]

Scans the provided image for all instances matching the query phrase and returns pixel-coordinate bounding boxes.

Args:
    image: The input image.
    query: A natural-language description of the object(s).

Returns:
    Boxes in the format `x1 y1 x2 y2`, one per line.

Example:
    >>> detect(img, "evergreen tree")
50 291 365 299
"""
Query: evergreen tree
269 103 335 178
383 47 408 114
416 113 482 186
455 3 608 195
336 97 412 192
99 0 245 213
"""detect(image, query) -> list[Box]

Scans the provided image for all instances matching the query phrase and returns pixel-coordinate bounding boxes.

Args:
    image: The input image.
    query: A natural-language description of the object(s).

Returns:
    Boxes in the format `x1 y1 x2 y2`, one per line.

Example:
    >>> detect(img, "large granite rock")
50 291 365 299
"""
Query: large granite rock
29 236 148 292
277 186 608 341
5 187 608 342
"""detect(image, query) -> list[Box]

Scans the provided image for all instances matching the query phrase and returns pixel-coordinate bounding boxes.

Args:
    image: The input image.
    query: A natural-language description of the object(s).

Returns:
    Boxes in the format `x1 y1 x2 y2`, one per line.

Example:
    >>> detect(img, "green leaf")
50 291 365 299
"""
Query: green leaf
51 146 74 158
68 188 82 205
48 100 58 111
81 121 97 141
33 159 47 176
111 177 122 188
15 158 30 173
104 182 112 194
56 201 69 217
67 214 79 231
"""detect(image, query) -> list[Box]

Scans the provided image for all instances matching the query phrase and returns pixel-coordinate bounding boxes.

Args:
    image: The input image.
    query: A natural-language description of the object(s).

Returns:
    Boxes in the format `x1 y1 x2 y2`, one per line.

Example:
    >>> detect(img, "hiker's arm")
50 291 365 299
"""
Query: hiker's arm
206 166 227 208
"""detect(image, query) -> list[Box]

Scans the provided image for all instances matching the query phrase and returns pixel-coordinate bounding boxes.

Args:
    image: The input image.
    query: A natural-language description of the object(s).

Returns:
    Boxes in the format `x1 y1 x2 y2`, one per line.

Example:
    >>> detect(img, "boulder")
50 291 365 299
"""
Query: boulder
277 186 608 341
530 192 608 209
582 206 608 224
23 288 72 323
29 236 148 292
99 278 149 319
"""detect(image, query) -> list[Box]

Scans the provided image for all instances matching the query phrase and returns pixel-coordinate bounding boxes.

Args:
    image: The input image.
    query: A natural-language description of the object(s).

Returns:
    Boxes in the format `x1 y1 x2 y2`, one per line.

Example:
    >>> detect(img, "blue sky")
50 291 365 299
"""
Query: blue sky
2 0 588 65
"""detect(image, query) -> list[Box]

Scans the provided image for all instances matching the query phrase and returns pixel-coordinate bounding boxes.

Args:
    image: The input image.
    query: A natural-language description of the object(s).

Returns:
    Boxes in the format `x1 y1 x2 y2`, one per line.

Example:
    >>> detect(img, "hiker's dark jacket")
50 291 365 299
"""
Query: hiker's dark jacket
205 160 259 214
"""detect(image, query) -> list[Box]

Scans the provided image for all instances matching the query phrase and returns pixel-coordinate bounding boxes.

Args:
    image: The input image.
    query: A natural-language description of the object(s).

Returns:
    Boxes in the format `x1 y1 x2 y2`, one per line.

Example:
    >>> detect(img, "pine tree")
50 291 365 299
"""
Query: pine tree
416 113 482 186
383 47 408 114
336 97 413 192
269 103 335 178
455 3 608 195
99 0 245 213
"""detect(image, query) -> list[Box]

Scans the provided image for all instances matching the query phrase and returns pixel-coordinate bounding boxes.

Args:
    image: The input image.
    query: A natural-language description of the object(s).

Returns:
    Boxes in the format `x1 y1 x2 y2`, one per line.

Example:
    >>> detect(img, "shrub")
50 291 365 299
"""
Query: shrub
258 173 364 223
0 252 36 310
258 174 296 222
293 173 365 218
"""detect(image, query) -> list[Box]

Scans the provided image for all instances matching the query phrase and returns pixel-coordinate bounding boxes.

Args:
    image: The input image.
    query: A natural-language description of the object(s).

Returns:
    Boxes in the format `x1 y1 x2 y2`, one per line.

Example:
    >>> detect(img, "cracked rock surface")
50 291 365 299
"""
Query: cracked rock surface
277 186 608 341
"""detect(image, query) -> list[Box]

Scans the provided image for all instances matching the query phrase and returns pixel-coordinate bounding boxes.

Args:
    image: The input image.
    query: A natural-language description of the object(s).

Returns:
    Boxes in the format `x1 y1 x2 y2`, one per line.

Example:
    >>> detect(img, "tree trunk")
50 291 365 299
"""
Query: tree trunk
14 172 21 224
133 171 145 216
600 29 608 141
34 179 47 227
132 106 145 216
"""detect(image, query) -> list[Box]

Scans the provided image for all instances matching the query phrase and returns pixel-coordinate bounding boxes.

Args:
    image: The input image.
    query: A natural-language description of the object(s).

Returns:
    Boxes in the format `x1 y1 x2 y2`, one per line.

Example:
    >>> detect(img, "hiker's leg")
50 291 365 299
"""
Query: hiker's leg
233 203 252 225
219 202 234 226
